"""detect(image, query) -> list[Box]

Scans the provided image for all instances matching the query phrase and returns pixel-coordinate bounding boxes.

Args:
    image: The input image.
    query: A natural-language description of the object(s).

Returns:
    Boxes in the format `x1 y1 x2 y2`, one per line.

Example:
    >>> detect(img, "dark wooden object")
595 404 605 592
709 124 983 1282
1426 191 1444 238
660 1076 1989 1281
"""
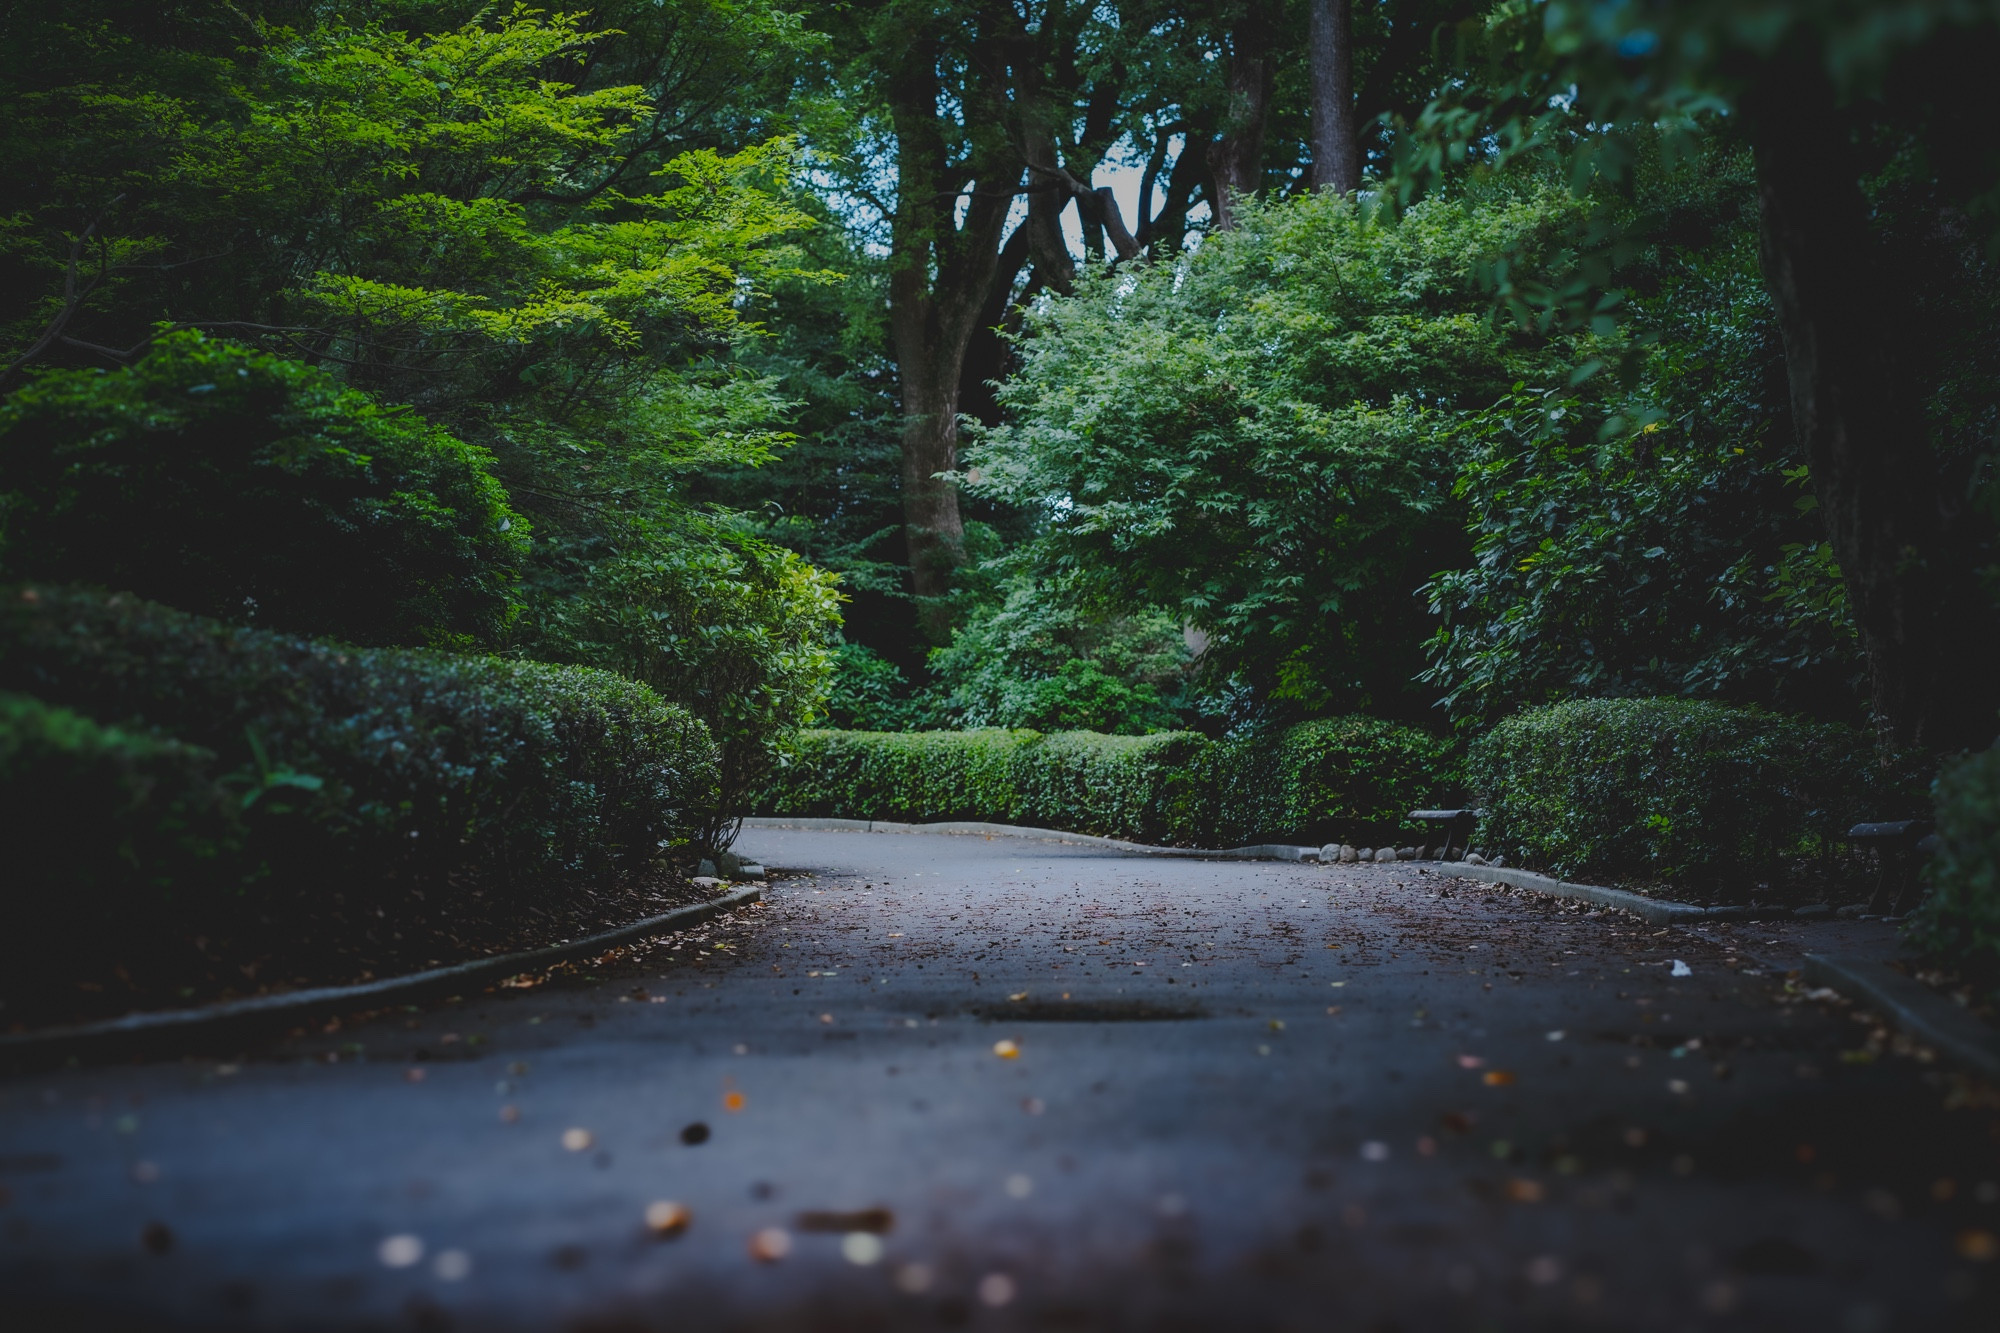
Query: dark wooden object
1845 820 1934 915
1408 809 1480 861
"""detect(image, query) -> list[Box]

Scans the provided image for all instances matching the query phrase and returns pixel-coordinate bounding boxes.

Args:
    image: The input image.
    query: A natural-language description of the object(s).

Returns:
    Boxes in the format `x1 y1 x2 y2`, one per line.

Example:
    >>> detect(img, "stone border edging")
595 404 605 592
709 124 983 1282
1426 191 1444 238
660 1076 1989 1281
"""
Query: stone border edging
744 816 1751 921
1 884 764 1068
739 816 1314 861
1801 954 2000 1081
1440 862 1754 926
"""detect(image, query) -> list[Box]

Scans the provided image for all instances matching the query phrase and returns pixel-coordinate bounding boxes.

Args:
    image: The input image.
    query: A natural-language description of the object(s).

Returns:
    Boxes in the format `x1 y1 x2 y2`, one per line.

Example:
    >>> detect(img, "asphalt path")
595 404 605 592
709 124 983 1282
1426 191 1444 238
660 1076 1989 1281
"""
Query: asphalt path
1 828 1996 1331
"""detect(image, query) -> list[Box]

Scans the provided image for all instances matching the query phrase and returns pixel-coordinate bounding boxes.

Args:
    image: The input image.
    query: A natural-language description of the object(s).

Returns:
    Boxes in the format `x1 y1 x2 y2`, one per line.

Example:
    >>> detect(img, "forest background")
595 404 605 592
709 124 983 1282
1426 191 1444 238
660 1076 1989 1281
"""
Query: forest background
4 0 2000 1005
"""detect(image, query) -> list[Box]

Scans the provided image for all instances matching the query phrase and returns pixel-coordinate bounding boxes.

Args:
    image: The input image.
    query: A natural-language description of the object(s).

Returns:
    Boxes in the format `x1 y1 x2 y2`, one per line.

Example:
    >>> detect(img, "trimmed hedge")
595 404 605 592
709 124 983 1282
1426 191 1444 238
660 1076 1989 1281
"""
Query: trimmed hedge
1 691 243 896
756 718 1457 847
0 693 248 982
765 729 1211 844
0 584 719 914
1467 698 1923 887
1212 717 1462 848
1910 746 2000 1001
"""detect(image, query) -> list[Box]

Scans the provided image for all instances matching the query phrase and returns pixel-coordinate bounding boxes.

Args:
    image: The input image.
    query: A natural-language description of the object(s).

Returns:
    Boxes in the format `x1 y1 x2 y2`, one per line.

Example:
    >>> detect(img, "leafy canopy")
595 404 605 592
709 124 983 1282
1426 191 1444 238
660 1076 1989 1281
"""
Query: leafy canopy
967 185 1585 723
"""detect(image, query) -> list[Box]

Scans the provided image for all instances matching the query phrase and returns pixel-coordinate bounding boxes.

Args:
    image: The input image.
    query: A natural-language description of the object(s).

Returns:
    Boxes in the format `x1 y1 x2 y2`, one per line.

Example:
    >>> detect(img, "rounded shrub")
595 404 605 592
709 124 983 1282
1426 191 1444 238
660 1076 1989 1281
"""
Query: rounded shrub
1467 698 1925 887
0 332 527 648
1 584 719 914
1209 716 1462 846
1909 746 2000 1001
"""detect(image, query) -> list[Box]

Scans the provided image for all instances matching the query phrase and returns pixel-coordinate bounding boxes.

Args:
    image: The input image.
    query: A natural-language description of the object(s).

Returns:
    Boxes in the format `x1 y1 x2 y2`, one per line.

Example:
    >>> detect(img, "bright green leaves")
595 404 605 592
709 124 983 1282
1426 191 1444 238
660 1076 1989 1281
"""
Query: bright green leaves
230 12 826 459
520 511 841 848
253 9 653 195
968 186 1578 719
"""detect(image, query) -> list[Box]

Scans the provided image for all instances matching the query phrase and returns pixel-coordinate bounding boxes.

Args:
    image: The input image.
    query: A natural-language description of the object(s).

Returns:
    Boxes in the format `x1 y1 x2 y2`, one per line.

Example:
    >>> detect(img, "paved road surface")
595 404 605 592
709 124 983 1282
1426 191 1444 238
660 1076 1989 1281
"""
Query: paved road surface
2 828 1995 1331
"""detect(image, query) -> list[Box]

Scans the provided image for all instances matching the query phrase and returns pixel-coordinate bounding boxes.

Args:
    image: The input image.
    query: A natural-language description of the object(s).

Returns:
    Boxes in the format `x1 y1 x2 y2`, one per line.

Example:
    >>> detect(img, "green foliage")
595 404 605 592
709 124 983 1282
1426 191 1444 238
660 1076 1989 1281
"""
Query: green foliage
757 717 1460 848
3 6 829 430
969 186 1584 720
1419 143 1874 727
0 331 525 647
697 202 913 660
1212 717 1464 848
1 584 719 908
0 7 844 820
758 728 1214 846
521 515 839 847
1467 698 1923 888
1910 745 2000 1001
0 690 241 899
1388 0 2000 321
822 642 929 732
924 571 1188 734
942 658 1176 736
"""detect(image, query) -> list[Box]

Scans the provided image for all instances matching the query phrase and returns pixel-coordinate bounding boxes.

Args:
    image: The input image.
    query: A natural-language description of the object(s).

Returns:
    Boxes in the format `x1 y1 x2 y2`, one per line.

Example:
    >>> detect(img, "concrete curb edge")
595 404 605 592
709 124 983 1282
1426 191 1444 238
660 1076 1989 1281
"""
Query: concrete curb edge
742 817 1742 920
1801 954 2000 1082
2 884 764 1066
1440 862 1746 926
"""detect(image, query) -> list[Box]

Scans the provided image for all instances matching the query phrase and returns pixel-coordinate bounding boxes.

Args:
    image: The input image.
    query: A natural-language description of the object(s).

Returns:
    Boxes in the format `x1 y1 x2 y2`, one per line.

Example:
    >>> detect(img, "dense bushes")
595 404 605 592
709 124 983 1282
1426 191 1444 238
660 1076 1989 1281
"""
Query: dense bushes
760 729 1206 844
1911 747 2000 1000
0 585 718 916
521 517 840 851
964 186 1583 722
1467 698 1923 888
0 691 242 900
1212 717 1463 849
0 333 526 648
757 717 1457 847
0 692 246 985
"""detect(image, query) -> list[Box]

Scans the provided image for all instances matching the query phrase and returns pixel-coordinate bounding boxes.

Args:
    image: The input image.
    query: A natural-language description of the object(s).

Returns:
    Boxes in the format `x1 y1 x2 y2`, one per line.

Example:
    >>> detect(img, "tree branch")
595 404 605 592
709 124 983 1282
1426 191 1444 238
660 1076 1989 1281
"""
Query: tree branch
1025 163 1139 260
0 197 123 389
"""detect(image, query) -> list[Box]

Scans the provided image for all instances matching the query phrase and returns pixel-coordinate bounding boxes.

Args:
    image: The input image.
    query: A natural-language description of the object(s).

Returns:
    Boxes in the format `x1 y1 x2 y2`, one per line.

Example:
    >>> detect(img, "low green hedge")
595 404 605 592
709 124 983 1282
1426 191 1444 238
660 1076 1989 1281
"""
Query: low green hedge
1467 698 1923 888
757 718 1456 847
1910 746 2000 1001
761 729 1208 843
1211 717 1462 848
1 691 244 894
0 584 719 917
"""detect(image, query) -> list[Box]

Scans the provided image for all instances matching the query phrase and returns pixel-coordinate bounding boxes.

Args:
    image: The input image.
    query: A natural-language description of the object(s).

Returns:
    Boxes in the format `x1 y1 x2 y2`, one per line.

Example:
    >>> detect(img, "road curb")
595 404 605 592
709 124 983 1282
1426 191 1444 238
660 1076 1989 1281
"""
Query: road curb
1439 862 1753 926
1801 954 2000 1081
742 817 1751 918
1 885 763 1069
741 816 1316 861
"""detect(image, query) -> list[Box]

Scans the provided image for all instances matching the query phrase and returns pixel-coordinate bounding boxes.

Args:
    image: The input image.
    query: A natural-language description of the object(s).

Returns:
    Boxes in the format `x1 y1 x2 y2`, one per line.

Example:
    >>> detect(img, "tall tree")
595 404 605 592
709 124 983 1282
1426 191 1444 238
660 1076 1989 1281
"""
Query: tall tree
1205 1 1274 229
1740 44 1997 751
810 1 1471 639
821 2 1172 628
1394 0 2000 752
880 17 1021 622
1308 0 1359 192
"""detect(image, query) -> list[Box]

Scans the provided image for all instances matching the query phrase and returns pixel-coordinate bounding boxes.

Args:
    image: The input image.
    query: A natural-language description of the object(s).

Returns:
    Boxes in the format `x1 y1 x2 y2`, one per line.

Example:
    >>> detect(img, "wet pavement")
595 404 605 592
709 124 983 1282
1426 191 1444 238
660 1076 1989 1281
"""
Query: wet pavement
1 827 1996 1331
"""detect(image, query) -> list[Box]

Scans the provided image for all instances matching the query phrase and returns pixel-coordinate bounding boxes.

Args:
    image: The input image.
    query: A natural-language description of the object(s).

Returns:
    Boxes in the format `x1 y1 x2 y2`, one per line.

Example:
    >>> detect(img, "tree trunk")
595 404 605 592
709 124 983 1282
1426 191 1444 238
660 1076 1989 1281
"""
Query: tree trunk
891 334 969 623
1205 3 1272 230
885 30 1018 634
1307 0 1359 193
1746 53 2000 752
